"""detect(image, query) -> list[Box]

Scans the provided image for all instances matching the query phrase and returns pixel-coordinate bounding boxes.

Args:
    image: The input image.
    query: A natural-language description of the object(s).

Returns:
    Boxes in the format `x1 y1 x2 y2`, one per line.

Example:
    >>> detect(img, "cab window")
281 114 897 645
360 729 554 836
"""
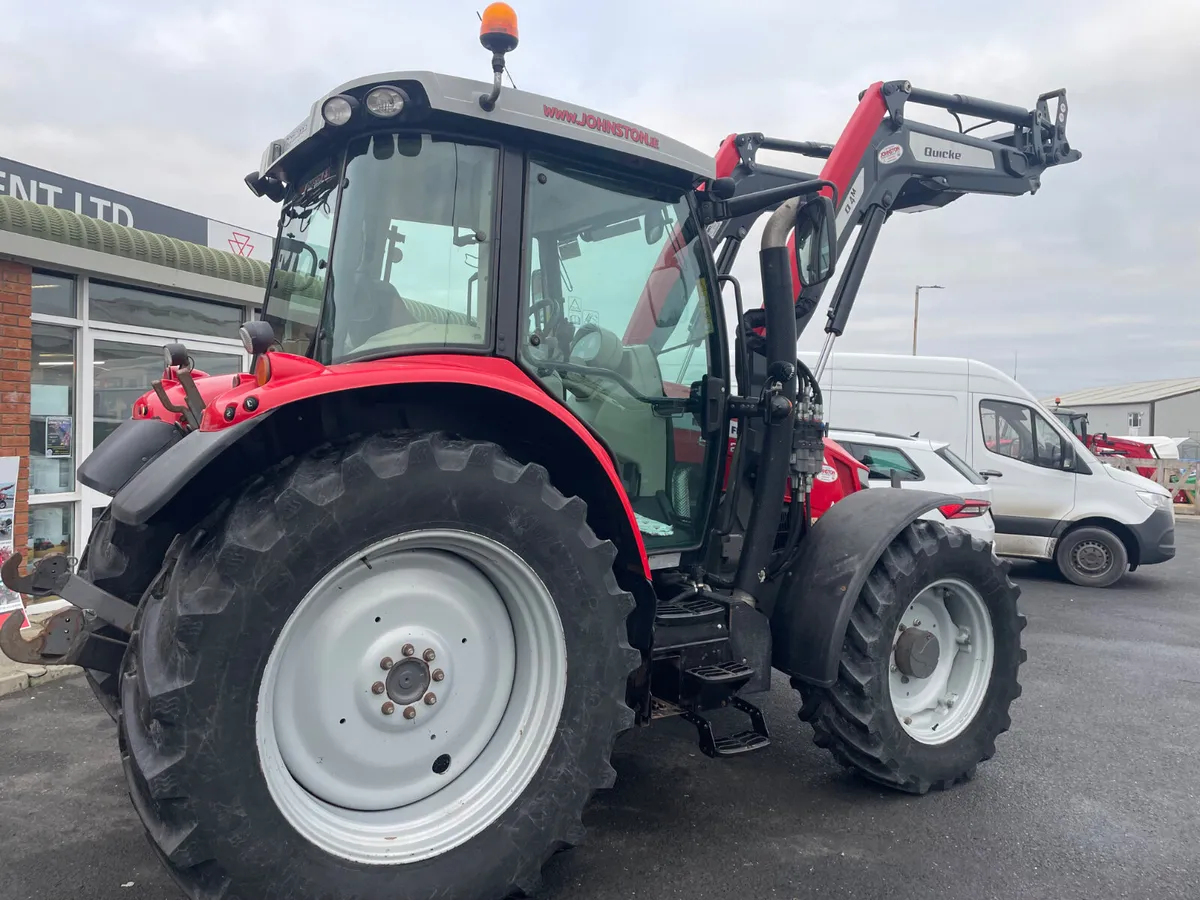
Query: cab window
520 157 717 551
980 400 1070 469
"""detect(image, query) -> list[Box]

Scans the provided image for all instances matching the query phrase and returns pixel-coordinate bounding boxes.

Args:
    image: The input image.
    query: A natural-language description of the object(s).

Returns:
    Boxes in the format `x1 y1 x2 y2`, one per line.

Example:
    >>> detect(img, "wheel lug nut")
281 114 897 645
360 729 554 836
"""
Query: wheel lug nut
432 669 445 682
423 648 436 662
402 644 415 657
903 716 912 725
424 692 437 706
380 657 394 670
403 706 417 719
381 701 395 715
371 681 385 695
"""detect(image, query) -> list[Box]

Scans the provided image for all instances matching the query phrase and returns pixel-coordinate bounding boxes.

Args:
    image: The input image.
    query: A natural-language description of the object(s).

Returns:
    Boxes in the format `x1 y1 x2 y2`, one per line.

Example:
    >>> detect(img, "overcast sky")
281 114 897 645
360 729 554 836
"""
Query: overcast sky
0 0 1196 397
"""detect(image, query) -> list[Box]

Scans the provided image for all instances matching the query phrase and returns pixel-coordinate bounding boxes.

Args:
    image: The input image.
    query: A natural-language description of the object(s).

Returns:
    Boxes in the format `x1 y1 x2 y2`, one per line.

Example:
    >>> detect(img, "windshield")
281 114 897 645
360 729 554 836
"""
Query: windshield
262 162 340 356
519 157 718 551
263 134 499 365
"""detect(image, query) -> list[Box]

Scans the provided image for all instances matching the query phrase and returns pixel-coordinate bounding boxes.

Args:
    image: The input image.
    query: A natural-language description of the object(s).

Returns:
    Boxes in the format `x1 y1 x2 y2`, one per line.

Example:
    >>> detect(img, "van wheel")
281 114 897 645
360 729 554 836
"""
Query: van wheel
1055 526 1127 588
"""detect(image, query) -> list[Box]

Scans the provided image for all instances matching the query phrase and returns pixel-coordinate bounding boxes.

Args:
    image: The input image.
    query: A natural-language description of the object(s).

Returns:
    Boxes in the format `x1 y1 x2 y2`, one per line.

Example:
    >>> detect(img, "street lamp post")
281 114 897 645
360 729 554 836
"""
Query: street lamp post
912 284 944 355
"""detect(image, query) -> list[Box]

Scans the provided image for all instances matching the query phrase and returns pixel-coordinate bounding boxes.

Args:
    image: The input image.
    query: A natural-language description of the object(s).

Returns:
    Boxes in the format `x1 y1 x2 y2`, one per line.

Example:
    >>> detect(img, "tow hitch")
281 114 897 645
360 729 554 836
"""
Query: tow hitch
0 552 134 671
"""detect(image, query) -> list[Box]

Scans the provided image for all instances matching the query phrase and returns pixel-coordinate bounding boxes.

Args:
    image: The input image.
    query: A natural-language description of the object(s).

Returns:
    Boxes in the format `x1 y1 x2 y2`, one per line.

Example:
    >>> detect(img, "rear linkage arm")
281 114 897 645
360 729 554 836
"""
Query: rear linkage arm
0 551 138 671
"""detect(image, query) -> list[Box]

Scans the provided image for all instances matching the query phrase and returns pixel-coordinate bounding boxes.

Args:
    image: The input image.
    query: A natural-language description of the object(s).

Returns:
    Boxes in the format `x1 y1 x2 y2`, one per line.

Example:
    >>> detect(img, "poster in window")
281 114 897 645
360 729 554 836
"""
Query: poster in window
45 415 73 458
0 455 28 629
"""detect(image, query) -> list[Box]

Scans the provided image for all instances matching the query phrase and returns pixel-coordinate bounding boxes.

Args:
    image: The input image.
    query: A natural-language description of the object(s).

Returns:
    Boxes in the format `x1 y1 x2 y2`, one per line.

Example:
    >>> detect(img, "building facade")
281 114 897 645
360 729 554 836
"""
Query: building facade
0 158 274 590
1046 377 1200 442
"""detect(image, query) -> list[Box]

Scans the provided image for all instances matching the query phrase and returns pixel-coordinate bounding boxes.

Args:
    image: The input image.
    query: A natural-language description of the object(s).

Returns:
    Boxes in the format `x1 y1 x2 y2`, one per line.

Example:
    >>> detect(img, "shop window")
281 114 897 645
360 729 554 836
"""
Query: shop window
30 324 76 495
28 502 73 563
89 280 244 340
32 270 76 318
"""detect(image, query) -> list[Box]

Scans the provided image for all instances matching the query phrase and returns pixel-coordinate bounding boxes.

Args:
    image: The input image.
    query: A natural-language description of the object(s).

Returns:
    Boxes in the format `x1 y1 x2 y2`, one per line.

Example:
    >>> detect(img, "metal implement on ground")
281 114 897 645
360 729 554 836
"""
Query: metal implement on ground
2 5 1078 898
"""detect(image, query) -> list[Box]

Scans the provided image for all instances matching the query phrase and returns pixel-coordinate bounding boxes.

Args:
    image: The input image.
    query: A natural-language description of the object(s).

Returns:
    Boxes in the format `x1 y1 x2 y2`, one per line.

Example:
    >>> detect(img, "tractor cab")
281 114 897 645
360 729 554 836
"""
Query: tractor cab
245 19 835 558
1052 398 1090 442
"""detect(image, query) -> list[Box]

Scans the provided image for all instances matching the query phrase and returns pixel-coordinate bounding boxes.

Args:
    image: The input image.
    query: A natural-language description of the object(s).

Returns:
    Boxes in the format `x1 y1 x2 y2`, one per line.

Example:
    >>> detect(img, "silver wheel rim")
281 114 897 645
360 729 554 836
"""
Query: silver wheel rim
889 577 995 746
256 529 566 865
1071 539 1113 576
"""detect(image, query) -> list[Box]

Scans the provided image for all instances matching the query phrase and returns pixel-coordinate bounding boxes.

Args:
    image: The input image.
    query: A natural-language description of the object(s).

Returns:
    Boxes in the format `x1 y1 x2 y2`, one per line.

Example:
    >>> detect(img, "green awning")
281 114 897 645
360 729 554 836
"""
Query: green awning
0 194 270 288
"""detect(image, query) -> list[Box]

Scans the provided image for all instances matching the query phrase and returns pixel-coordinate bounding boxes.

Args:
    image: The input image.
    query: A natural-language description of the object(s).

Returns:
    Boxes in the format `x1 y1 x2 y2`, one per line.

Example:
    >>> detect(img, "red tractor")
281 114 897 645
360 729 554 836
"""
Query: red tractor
1051 399 1159 479
1 8 1081 899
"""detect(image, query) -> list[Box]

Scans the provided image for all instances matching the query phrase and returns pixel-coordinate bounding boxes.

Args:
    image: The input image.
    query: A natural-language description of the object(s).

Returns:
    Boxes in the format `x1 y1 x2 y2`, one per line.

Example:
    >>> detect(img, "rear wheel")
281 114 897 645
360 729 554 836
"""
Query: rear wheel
797 521 1025 794
1055 525 1128 588
76 509 176 720
118 431 638 900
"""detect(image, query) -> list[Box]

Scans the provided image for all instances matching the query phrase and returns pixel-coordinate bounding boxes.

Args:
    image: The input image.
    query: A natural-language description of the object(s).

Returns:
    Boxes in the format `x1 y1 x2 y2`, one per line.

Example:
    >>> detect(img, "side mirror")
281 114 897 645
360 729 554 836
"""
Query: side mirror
794 195 837 287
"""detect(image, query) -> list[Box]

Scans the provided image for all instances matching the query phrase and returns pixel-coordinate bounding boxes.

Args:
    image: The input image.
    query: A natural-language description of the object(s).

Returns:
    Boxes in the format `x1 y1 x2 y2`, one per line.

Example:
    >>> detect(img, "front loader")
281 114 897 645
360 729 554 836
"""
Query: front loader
2 7 1080 900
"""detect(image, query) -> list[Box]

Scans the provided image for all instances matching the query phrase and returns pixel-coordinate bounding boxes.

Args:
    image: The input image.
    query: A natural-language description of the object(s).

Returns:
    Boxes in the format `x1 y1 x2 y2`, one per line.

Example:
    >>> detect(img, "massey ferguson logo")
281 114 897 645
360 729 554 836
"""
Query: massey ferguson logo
924 146 962 161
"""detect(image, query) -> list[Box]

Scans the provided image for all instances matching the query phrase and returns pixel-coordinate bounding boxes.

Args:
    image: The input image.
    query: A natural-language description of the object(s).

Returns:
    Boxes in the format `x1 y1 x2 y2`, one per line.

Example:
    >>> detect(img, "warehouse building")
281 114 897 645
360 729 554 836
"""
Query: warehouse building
0 155 273 596
1045 377 1200 443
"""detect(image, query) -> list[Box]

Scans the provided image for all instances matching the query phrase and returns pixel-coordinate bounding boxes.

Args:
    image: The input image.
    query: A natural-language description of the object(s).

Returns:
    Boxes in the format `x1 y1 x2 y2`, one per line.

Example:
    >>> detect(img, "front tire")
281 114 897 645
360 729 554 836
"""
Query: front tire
118 431 638 900
797 521 1026 794
1055 525 1128 588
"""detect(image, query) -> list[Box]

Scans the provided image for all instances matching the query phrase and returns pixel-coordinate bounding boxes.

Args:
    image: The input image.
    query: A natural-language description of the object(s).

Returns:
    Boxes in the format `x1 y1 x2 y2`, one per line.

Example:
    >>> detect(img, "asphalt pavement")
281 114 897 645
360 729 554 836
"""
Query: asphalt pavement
3 524 1198 900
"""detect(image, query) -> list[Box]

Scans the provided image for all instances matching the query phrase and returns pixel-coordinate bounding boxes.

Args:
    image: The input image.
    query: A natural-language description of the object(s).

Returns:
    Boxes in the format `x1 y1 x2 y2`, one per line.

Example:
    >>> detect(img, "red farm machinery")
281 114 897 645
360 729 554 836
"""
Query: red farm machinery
1 7 1082 899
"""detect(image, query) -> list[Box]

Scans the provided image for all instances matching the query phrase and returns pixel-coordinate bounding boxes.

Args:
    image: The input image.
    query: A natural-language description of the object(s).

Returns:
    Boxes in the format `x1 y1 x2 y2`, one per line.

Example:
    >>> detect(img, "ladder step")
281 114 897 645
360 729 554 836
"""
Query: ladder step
686 661 754 685
680 695 772 758
655 597 724 625
713 730 772 756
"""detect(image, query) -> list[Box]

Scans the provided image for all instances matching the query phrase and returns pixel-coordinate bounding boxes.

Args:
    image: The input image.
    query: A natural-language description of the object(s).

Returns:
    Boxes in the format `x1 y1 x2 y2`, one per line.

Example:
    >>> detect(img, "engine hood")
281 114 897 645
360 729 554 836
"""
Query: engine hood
1101 461 1170 495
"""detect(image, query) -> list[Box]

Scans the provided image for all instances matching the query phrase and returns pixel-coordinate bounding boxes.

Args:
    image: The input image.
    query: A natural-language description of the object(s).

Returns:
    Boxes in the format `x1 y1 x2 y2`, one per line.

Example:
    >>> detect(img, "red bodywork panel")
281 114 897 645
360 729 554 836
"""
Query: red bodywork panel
131 354 653 578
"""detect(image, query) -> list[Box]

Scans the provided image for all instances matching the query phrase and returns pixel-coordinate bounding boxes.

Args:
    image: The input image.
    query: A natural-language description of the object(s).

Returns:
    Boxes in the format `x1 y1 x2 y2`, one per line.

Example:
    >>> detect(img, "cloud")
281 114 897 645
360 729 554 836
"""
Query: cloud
0 0 1197 399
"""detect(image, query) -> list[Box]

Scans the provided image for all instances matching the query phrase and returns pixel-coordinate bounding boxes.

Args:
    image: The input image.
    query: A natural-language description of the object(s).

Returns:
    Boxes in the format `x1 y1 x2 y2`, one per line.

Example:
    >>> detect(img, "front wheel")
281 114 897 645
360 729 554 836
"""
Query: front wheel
118 432 638 900
797 522 1026 794
1055 525 1128 588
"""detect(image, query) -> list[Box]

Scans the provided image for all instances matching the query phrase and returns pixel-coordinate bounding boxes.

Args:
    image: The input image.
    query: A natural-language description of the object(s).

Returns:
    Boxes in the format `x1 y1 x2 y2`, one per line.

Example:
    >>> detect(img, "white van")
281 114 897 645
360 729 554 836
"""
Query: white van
808 352 1176 588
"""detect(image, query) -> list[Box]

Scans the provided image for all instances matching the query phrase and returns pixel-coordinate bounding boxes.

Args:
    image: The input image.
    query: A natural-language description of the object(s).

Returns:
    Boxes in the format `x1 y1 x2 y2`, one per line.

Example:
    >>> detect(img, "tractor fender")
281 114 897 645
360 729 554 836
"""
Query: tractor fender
770 486 961 688
96 355 652 578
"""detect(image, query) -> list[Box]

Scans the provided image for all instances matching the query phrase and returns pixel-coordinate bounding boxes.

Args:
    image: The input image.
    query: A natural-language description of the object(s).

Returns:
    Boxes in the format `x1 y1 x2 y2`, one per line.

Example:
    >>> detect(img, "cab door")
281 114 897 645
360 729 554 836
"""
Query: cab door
972 396 1077 558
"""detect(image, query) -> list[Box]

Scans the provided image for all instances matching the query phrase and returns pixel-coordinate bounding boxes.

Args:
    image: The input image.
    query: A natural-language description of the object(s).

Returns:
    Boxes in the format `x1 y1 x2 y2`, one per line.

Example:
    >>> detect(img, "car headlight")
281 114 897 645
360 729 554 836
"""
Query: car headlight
1136 490 1172 511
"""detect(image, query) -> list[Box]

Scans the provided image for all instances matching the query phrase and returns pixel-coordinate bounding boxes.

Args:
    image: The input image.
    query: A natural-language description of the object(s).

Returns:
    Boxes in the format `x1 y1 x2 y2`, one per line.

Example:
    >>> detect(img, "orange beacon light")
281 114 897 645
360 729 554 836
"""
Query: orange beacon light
480 3 519 54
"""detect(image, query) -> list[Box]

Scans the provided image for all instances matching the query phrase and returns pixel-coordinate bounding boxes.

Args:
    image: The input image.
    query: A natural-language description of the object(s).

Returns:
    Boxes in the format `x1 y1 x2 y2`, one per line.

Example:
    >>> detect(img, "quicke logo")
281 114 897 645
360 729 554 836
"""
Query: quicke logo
924 146 962 161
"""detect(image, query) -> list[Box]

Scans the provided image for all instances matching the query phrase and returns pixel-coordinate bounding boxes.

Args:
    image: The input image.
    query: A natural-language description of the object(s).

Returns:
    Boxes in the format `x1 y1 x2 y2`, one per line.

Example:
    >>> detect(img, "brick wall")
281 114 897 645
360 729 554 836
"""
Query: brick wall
0 259 31 555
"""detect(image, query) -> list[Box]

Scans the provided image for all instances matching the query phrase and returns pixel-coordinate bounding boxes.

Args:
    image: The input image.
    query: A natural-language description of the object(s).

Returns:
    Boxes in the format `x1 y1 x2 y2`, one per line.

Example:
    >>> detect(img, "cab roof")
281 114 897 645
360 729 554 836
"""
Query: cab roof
258 70 715 188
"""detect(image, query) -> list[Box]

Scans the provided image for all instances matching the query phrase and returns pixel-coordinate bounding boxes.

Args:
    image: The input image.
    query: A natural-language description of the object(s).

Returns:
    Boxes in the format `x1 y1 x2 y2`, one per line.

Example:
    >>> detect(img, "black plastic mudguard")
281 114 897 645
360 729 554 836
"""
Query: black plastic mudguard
77 418 183 497
109 414 271 527
770 487 960 688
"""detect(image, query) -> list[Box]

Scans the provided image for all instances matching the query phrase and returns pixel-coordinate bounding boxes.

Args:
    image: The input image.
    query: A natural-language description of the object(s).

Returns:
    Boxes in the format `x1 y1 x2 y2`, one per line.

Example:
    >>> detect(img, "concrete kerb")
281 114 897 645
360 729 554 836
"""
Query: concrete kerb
0 609 83 699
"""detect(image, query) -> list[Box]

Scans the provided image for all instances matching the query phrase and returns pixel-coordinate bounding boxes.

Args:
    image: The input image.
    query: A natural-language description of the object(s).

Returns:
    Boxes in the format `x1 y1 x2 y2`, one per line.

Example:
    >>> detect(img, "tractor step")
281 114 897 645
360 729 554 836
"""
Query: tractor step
655 596 724 625
684 660 754 689
681 695 772 758
652 595 730 654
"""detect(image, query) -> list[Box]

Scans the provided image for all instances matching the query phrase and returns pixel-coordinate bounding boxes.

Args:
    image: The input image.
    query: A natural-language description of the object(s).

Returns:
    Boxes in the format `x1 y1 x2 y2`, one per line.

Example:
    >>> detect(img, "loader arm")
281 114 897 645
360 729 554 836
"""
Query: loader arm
711 79 1081 345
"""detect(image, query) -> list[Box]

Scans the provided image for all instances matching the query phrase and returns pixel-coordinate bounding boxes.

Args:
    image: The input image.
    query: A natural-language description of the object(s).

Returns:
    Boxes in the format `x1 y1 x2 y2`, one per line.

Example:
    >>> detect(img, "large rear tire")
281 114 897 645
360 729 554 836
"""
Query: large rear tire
796 521 1025 794
117 431 638 900
76 509 177 721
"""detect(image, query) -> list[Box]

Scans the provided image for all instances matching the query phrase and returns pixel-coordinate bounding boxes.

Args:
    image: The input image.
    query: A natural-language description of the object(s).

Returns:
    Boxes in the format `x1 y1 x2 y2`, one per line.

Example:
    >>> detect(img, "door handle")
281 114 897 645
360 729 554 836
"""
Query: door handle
979 470 1004 479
